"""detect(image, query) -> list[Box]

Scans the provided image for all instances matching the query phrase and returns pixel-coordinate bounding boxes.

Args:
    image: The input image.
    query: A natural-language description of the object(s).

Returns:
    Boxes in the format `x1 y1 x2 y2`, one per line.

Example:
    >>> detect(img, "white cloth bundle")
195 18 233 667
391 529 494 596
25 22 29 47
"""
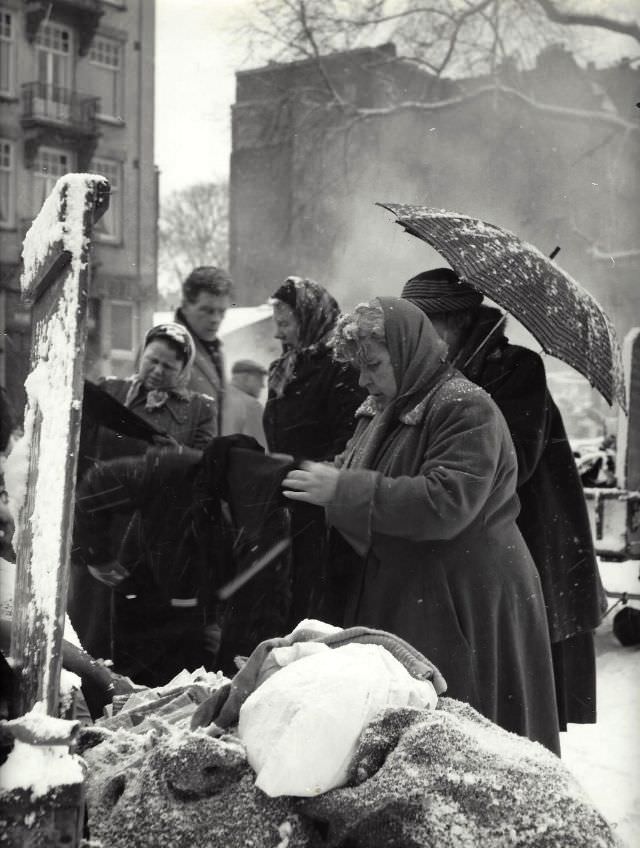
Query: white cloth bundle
238 641 438 797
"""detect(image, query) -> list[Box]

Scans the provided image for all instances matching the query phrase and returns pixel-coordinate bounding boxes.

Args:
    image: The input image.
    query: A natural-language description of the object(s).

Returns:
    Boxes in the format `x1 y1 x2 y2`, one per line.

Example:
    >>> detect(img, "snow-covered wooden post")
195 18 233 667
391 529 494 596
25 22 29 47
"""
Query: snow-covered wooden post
9 174 109 716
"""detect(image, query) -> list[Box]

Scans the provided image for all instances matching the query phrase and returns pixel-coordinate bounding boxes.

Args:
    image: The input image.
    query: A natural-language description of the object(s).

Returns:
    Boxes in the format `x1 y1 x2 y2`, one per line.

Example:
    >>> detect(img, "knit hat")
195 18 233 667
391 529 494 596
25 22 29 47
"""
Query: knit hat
401 268 483 314
232 359 268 376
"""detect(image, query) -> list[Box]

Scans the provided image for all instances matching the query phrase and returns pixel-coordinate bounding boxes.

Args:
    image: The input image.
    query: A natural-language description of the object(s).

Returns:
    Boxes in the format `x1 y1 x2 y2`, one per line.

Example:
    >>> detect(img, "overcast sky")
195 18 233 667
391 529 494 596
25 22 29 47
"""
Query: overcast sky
154 0 639 198
154 0 255 195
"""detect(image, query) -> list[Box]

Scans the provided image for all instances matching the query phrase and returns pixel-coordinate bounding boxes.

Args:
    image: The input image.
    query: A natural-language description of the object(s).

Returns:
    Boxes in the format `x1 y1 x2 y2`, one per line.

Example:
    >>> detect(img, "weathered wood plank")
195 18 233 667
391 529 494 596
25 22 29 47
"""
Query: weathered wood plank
10 174 109 715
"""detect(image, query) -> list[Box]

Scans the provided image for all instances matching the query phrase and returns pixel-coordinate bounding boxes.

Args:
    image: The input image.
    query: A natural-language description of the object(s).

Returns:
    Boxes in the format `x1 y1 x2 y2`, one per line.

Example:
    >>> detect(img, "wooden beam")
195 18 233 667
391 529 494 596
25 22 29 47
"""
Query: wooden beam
10 174 109 716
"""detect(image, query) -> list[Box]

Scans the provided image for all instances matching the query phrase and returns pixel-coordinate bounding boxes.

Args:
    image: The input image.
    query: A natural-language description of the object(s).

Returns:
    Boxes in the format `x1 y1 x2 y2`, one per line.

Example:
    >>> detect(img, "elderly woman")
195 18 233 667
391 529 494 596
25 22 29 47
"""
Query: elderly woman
264 277 365 626
96 322 217 460
283 297 561 755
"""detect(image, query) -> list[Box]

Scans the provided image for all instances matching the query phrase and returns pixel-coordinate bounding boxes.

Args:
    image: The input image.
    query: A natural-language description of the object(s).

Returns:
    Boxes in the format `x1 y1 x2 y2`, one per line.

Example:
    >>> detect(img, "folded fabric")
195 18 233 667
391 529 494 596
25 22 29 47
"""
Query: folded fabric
190 623 447 732
238 641 439 796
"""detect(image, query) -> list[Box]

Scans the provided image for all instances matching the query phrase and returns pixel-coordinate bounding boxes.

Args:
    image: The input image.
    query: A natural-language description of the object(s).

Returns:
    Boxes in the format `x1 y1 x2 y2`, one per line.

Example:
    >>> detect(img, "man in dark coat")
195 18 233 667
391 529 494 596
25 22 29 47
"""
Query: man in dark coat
402 268 607 729
174 266 234 433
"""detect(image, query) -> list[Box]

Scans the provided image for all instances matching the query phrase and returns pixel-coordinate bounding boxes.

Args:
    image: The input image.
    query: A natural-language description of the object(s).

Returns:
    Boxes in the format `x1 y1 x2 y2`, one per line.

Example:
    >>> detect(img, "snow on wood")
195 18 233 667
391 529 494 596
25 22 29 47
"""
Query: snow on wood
10 174 110 716
21 173 108 300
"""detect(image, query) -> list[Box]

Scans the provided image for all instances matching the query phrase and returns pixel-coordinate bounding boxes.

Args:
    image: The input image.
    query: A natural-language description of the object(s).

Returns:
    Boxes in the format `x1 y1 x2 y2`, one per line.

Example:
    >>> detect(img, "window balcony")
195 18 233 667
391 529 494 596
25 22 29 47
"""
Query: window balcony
25 0 104 55
21 82 101 169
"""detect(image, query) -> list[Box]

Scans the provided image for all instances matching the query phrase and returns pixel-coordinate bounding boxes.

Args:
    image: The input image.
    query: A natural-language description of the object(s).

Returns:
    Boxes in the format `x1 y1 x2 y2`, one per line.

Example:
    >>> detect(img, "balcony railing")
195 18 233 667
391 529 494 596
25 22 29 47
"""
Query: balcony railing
21 82 100 135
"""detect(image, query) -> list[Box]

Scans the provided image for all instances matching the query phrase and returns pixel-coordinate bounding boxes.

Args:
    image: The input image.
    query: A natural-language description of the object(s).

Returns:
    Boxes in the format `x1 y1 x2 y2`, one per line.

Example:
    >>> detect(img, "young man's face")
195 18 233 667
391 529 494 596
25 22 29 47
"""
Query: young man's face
182 292 230 342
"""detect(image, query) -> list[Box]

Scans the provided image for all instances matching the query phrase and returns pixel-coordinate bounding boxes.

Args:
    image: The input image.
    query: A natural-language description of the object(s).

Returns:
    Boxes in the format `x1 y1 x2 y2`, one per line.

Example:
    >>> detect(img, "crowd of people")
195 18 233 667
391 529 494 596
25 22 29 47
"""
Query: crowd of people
4 263 608 755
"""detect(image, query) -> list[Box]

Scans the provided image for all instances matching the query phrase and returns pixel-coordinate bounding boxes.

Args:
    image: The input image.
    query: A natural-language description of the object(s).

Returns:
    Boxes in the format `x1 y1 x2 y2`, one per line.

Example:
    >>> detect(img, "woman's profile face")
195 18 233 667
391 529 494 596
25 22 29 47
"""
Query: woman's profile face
139 339 182 391
357 340 397 408
273 301 300 347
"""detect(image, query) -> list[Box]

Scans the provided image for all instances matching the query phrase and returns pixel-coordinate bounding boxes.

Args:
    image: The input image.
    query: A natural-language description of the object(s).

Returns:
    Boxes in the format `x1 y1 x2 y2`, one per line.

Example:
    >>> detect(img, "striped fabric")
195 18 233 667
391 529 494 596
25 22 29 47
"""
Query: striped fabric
402 276 483 313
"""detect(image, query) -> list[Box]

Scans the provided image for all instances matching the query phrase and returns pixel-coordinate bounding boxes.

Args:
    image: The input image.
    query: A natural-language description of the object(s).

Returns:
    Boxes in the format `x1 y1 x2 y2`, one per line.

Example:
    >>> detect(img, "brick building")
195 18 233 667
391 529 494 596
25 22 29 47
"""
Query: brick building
0 0 157 416
229 43 640 347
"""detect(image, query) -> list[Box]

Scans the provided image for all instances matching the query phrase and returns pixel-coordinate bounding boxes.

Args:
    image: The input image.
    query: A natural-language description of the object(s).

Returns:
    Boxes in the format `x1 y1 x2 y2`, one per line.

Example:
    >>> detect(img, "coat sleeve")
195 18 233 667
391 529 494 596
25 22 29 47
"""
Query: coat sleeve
326 390 511 545
487 347 551 486
324 362 367 461
190 393 218 447
73 457 147 566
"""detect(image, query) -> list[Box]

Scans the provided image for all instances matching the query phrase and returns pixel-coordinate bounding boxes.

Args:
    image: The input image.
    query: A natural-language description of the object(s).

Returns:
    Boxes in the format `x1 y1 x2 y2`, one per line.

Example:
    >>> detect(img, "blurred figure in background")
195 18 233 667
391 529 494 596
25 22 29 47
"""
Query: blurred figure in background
175 266 233 433
402 268 606 731
223 359 268 448
264 276 366 626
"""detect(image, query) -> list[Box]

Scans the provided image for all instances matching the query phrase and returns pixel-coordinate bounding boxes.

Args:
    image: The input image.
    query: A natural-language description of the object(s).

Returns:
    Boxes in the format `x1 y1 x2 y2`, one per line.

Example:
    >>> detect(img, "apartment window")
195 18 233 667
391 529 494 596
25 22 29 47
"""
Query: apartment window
110 300 135 355
32 147 73 216
88 37 123 119
0 139 14 227
0 10 14 96
91 157 122 242
35 23 72 93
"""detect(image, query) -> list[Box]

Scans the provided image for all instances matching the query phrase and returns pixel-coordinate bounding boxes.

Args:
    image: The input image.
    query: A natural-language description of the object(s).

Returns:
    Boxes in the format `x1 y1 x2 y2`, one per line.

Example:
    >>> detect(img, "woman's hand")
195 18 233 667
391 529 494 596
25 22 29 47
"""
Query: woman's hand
87 560 130 588
282 461 339 506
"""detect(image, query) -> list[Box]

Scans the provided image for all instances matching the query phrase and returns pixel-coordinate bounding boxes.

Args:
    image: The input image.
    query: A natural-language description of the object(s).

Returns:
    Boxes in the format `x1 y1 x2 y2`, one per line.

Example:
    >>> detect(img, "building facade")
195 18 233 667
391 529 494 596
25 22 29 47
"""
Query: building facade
0 0 157 416
230 44 640 347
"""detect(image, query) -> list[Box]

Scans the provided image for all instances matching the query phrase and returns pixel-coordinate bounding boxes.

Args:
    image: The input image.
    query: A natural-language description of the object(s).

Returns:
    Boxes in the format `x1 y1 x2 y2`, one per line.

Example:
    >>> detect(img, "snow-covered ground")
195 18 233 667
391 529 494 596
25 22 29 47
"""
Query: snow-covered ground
561 560 640 848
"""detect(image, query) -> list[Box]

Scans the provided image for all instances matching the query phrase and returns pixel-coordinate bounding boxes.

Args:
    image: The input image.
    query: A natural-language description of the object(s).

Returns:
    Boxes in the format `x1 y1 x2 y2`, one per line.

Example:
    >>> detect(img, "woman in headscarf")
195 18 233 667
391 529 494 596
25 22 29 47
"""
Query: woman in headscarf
264 277 365 626
282 297 561 755
96 322 217 460
400 268 606 732
70 323 217 661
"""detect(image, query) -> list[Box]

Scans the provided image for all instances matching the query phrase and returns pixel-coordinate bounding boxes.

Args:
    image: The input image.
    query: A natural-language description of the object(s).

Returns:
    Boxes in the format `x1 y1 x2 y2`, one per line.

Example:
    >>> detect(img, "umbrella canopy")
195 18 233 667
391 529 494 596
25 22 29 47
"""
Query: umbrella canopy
379 203 626 410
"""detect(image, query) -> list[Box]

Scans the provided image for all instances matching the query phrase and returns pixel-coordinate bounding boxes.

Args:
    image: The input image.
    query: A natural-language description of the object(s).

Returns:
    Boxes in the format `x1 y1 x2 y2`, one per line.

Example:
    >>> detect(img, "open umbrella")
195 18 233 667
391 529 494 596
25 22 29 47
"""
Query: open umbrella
378 203 626 410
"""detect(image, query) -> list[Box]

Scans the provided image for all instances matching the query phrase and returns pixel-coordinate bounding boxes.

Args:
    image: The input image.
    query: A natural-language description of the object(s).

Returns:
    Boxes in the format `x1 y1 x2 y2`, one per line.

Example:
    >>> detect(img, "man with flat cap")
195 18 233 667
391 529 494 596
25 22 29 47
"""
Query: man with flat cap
401 267 606 733
223 359 268 448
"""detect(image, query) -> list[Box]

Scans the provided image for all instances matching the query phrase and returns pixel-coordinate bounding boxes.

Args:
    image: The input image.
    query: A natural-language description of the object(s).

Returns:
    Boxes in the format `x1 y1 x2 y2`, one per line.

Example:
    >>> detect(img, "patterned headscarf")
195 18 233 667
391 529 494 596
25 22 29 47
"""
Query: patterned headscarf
125 322 196 411
268 276 340 397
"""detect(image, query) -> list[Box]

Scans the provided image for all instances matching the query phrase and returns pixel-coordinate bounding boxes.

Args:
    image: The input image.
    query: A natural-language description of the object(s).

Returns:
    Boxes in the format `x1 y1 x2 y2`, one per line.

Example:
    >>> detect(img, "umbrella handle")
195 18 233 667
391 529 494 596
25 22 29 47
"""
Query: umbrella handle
461 313 508 370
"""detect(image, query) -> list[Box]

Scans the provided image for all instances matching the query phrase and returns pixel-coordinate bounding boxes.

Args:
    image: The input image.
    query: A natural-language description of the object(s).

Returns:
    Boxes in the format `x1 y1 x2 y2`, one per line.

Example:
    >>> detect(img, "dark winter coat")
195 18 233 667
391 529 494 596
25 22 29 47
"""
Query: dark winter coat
326 299 560 754
263 344 365 462
457 308 606 644
263 345 365 626
97 376 216 458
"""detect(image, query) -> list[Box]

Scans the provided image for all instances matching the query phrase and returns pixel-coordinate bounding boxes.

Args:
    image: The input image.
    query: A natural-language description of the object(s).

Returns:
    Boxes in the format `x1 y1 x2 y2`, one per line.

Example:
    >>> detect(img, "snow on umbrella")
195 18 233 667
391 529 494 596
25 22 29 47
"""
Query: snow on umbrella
379 203 626 411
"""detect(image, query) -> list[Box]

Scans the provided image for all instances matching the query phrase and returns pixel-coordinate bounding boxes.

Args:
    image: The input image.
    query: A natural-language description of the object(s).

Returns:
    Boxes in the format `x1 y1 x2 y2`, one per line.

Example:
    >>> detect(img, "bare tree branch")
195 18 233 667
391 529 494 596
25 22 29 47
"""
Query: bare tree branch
533 0 640 43
335 83 639 133
158 182 229 297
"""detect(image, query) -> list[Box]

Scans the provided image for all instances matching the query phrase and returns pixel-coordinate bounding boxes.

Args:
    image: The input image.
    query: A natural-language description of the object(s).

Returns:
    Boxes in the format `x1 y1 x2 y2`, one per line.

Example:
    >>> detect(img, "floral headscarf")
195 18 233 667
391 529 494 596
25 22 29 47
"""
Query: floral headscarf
268 276 340 397
125 322 196 411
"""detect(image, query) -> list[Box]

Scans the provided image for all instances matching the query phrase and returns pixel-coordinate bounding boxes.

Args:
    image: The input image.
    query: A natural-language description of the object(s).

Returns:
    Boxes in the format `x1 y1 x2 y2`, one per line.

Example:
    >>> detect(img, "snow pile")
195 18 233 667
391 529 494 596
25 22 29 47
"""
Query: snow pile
0 704 84 798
